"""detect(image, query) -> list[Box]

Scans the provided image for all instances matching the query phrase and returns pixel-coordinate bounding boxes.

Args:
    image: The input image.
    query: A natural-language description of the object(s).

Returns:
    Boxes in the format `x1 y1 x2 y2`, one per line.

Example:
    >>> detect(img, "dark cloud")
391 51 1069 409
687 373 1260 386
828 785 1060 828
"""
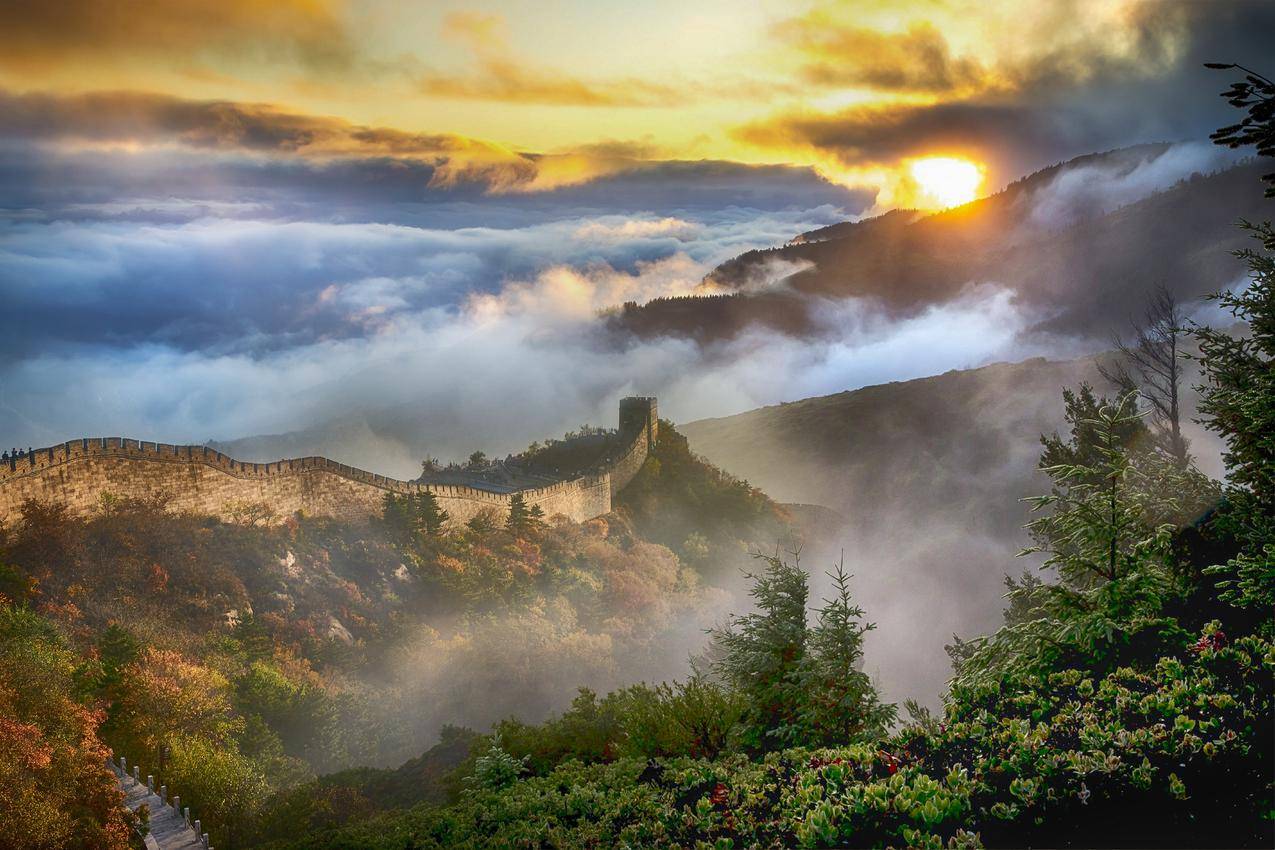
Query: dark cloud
0 144 867 228
741 0 1275 187
0 0 353 73
0 88 521 161
734 99 1086 185
0 89 877 203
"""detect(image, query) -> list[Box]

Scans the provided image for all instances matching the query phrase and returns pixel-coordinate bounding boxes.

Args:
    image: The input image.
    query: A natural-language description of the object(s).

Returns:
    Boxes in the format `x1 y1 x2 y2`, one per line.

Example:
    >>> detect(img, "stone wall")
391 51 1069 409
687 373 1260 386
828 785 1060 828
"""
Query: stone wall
609 397 657 495
0 398 656 528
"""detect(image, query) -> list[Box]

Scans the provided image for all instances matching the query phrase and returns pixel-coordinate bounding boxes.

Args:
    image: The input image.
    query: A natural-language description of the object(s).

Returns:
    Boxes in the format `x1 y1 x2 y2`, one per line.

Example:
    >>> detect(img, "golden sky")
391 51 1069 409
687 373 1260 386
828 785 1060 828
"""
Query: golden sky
0 0 1242 208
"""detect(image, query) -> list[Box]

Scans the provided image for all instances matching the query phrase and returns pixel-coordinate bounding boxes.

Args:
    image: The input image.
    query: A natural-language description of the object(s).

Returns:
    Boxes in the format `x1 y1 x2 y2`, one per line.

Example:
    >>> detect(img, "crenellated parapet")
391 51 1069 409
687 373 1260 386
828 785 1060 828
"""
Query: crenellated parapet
0 398 657 528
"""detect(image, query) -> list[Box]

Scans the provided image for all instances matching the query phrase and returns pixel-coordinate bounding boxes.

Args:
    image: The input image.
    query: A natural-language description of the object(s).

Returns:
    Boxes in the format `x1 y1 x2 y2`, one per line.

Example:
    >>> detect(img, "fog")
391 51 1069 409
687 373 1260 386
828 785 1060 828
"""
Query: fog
1 138 1247 729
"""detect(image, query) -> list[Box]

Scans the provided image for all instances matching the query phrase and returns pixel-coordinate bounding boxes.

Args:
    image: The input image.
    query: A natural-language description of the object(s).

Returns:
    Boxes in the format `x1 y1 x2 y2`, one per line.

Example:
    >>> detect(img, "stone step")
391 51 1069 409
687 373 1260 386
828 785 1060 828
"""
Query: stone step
112 763 206 850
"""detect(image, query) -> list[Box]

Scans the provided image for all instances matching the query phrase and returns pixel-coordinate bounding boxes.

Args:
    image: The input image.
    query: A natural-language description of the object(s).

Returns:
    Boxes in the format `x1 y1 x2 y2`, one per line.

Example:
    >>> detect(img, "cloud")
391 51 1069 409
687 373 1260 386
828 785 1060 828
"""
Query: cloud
1019 141 1239 230
774 16 990 94
0 200 851 359
738 0 1273 197
0 88 524 166
0 0 353 74
771 0 1188 97
0 254 1044 481
573 217 700 242
419 11 686 108
735 99 1074 178
0 88 877 202
0 162 1041 478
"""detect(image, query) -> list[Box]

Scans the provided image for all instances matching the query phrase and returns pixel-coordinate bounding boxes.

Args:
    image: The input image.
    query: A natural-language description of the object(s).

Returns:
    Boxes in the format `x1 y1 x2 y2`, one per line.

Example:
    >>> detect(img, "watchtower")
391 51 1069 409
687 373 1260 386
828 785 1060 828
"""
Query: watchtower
618 396 659 449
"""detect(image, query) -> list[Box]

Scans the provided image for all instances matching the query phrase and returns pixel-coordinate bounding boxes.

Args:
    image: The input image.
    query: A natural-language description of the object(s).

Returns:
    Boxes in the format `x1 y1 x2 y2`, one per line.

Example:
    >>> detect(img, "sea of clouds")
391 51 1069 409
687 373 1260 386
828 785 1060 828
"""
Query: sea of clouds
0 140 1241 475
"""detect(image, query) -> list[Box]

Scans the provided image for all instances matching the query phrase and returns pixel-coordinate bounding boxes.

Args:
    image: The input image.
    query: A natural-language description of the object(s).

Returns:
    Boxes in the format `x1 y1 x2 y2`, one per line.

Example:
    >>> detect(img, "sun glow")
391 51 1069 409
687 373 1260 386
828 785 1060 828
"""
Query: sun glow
908 156 984 208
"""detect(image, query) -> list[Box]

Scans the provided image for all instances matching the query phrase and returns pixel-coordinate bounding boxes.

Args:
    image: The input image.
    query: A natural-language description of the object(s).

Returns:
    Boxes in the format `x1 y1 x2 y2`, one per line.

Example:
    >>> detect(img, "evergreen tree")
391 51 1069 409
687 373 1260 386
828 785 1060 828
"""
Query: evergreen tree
1196 63 1275 614
1038 383 1148 476
952 393 1199 688
1207 63 1274 196
1028 392 1171 588
234 614 273 663
97 622 140 689
709 552 809 751
797 558 895 744
506 494 533 535
381 492 412 537
467 509 499 534
413 490 450 537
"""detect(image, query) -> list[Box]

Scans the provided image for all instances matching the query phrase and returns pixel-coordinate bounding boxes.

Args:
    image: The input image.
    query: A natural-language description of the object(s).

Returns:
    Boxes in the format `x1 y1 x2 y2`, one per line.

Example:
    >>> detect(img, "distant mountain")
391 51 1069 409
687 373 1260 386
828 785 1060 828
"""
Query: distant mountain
610 147 1265 343
680 357 1100 543
677 355 1223 706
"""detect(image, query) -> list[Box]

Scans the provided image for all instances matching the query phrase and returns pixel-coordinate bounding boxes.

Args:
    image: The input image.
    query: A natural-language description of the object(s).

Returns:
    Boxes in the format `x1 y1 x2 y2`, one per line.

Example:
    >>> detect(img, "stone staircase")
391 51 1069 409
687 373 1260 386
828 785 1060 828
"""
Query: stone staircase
110 757 208 850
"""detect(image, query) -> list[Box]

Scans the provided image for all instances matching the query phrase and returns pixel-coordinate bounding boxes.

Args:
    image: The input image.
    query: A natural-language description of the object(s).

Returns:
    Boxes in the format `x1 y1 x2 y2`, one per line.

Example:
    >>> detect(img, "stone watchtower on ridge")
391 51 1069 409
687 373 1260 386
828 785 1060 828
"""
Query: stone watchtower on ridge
618 396 658 449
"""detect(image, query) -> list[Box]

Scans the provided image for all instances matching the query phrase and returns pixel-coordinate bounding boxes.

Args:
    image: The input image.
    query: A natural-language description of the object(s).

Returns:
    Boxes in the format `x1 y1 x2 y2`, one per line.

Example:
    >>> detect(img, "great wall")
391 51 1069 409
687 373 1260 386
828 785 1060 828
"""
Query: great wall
0 397 658 528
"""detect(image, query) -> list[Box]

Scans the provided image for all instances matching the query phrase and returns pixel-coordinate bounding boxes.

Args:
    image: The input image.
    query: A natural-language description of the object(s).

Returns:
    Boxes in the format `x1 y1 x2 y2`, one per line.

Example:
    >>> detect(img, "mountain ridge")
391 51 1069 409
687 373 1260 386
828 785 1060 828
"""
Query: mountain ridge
611 147 1262 343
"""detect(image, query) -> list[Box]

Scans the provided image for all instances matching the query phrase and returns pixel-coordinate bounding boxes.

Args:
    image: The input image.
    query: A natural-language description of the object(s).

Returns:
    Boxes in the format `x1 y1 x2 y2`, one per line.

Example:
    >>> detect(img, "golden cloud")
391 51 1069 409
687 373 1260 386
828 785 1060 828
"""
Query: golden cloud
419 10 688 107
770 0 1190 98
774 15 993 94
736 0 1201 204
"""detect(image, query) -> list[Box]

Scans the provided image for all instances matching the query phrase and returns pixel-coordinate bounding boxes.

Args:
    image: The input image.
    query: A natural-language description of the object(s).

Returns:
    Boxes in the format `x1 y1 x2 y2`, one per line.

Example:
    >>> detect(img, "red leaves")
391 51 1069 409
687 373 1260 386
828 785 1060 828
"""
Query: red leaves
1190 629 1228 654
877 749 901 775
710 782 730 806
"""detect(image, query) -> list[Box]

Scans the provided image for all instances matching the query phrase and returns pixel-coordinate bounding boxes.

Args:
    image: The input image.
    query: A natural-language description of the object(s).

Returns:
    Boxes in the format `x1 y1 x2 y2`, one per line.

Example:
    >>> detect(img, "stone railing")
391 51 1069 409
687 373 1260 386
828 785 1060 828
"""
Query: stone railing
110 753 210 850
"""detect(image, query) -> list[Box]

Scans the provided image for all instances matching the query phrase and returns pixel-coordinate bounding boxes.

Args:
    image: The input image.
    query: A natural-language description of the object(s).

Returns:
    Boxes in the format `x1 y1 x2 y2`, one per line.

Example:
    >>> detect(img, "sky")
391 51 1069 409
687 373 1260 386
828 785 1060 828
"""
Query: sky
0 0 1272 462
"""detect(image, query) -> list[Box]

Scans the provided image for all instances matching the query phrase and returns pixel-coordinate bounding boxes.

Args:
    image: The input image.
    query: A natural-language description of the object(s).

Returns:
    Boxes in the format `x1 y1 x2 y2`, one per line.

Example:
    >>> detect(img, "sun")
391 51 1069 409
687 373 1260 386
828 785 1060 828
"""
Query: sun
908 157 984 209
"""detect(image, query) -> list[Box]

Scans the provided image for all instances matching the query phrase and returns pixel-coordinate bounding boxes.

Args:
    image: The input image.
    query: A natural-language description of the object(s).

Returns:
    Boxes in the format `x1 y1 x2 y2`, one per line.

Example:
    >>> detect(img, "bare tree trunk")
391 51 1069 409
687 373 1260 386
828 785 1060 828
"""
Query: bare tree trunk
1099 283 1190 465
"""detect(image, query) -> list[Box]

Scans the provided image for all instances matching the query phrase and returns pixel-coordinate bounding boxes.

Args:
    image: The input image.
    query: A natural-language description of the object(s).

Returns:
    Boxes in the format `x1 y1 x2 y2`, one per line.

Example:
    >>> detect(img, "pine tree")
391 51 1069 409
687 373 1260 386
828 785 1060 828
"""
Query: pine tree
505 494 535 535
97 622 140 688
467 509 499 534
709 552 809 751
952 392 1198 688
1028 392 1168 588
234 614 273 663
798 558 895 744
1038 383 1148 477
382 492 412 537
413 490 450 536
1194 63 1275 612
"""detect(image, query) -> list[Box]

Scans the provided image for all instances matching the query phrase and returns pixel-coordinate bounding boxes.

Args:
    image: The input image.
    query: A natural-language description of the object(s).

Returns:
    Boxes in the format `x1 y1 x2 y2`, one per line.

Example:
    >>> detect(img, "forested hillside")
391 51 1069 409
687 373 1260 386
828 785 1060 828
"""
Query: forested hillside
0 423 794 848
